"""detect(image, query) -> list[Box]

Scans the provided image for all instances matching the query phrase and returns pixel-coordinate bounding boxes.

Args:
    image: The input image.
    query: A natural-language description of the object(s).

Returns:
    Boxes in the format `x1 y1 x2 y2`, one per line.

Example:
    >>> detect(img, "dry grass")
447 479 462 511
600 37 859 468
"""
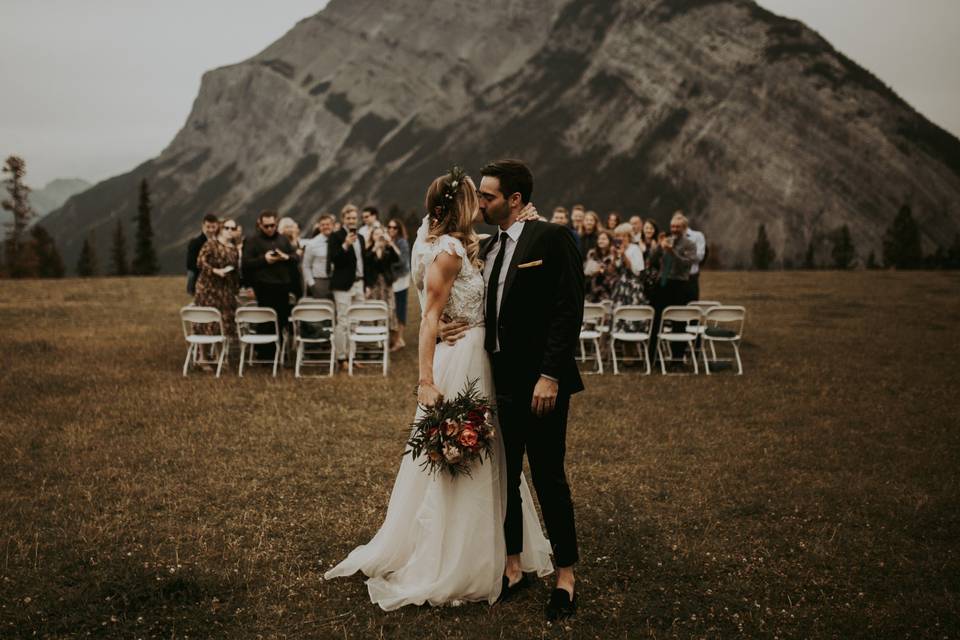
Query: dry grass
0 272 958 639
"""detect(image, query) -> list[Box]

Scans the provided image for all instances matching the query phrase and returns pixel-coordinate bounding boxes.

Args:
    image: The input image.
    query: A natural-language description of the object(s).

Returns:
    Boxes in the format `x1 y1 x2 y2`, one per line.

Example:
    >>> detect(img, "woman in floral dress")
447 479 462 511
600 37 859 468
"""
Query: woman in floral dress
195 219 241 337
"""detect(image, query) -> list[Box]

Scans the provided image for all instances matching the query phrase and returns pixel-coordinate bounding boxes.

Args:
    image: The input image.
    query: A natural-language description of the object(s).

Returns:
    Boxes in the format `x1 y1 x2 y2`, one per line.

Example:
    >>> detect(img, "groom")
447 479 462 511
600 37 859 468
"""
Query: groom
443 159 585 619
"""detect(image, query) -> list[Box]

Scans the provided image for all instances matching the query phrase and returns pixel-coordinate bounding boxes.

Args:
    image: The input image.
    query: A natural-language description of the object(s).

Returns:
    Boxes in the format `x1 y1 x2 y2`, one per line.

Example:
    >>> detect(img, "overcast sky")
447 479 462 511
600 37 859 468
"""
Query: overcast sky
1 0 958 186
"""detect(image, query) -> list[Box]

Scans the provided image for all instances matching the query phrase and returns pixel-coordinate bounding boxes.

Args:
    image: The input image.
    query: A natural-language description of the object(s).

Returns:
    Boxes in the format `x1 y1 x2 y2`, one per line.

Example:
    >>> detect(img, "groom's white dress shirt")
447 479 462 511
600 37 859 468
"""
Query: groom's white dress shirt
482 220 525 353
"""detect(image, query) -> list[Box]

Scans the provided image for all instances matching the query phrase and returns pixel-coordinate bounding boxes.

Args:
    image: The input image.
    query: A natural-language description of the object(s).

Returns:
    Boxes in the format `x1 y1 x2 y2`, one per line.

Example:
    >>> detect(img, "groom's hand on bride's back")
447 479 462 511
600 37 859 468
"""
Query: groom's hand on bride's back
438 315 469 344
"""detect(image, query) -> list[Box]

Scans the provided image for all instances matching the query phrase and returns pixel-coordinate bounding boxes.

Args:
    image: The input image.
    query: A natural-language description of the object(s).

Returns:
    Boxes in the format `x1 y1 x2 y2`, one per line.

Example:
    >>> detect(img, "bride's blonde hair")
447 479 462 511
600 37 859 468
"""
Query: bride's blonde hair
424 170 481 267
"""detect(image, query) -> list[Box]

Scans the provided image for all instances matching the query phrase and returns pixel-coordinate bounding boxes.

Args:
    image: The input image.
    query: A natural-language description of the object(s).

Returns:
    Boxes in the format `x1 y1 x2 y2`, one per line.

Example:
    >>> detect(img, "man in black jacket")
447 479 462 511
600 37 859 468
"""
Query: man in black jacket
186 213 220 295
241 211 299 354
328 205 365 371
443 159 585 620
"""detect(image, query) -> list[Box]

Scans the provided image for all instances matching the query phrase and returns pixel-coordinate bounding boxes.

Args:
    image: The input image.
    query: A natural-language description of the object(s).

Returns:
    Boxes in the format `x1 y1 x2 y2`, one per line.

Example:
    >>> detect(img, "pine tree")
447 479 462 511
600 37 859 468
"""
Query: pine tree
881 204 923 269
831 225 856 269
866 251 878 270
803 240 816 269
30 225 65 278
751 224 775 270
2 155 38 277
111 219 129 276
131 178 159 275
76 235 98 277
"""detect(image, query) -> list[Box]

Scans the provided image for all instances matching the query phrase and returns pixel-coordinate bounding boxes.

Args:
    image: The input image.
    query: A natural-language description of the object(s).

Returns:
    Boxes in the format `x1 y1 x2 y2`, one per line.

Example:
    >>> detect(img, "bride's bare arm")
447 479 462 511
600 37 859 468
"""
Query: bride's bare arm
418 251 461 407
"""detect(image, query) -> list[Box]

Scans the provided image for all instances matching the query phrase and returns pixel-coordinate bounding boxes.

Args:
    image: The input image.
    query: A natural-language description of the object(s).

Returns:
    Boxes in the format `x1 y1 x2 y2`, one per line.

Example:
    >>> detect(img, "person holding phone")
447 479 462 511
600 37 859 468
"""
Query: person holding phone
328 204 366 372
241 210 300 357
195 218 241 338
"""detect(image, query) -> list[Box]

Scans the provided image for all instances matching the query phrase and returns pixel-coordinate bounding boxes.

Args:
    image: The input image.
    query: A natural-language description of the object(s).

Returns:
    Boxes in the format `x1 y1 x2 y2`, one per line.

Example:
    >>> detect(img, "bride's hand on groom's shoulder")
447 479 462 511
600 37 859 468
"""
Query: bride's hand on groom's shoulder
518 202 541 222
439 315 469 345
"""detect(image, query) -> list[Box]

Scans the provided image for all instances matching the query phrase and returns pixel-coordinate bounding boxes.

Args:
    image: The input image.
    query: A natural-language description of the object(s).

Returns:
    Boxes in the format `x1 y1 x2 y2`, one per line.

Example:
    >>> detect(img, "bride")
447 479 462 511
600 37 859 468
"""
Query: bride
323 168 554 609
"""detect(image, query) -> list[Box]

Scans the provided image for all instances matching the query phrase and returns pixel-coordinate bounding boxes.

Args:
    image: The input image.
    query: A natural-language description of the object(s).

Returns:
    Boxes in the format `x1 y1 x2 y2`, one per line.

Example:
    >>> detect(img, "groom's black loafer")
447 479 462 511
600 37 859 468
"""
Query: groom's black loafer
497 574 529 603
545 588 577 621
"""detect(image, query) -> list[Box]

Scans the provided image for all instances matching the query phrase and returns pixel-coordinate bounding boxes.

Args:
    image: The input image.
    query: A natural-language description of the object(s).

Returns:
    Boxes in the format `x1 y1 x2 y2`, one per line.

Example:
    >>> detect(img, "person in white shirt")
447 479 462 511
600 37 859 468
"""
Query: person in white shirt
302 214 335 299
358 205 380 244
685 223 707 301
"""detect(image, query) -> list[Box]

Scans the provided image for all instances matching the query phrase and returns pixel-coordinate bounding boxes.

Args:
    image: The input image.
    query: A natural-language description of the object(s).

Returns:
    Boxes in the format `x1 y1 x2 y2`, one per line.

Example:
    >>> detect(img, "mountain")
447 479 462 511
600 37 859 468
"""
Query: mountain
31 178 92 216
44 0 960 271
0 177 90 227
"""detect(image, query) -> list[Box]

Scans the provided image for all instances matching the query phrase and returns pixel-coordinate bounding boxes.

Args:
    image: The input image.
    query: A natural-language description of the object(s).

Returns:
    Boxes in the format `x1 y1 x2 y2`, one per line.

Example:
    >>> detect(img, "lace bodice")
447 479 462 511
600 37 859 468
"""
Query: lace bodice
412 233 485 327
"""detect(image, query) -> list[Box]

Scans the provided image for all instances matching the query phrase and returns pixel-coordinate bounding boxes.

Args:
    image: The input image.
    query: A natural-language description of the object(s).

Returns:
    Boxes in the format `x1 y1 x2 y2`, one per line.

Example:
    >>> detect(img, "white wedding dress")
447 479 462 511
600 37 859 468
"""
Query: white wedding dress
324 223 553 610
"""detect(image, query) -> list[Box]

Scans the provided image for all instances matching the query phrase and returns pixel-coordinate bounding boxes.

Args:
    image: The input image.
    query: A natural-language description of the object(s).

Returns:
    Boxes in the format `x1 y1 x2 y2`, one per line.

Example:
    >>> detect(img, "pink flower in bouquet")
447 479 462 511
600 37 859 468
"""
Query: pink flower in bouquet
443 442 462 463
443 418 461 437
458 427 478 448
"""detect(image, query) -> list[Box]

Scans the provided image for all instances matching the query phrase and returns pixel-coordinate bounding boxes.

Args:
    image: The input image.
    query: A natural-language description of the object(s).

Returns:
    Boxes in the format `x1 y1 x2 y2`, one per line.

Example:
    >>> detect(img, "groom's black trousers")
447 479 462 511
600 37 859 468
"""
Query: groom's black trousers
492 355 579 568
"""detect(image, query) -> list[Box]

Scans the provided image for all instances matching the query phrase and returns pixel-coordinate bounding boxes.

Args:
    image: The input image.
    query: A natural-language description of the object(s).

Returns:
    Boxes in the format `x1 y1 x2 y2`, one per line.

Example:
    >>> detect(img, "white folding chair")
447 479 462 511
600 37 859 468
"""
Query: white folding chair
180 306 228 377
688 300 721 311
291 304 336 377
579 302 607 374
701 306 746 375
610 305 655 375
656 306 702 375
346 303 389 376
236 306 281 377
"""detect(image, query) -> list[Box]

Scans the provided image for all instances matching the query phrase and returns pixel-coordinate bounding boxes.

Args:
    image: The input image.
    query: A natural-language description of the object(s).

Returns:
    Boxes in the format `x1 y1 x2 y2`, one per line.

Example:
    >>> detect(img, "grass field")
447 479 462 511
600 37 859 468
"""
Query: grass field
1 272 958 639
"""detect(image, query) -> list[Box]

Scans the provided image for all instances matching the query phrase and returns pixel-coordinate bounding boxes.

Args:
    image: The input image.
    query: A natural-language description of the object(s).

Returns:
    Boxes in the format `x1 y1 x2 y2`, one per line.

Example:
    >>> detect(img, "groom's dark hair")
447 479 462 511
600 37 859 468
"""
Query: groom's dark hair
480 159 533 204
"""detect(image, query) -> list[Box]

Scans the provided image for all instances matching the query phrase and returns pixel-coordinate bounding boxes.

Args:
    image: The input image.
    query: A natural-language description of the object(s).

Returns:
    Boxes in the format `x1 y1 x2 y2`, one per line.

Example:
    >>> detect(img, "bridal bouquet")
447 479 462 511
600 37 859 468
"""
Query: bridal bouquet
406 379 496 478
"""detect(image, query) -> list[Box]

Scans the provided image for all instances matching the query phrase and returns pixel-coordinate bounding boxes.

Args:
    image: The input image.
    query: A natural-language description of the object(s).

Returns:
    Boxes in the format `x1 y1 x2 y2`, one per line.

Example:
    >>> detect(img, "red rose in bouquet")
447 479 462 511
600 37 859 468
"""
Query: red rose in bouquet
458 427 479 448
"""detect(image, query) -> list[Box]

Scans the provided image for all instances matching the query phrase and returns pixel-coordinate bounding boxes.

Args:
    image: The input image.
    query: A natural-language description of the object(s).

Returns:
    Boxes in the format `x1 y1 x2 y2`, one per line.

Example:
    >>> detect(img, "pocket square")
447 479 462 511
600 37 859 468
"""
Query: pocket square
517 259 543 269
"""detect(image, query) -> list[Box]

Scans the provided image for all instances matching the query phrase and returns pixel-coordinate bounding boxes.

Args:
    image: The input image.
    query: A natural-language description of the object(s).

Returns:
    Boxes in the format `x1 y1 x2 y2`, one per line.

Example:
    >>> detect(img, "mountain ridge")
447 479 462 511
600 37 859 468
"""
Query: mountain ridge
44 0 960 271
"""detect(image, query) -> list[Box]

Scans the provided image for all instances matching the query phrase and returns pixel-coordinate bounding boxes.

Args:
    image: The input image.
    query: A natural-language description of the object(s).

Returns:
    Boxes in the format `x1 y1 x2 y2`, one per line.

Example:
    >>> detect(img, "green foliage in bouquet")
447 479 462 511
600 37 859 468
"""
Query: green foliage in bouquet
405 379 497 478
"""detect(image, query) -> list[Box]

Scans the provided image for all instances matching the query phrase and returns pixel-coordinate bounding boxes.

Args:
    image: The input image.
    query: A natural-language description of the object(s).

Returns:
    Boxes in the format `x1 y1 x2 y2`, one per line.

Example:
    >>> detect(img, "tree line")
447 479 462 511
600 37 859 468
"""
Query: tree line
751 205 960 270
1 155 159 278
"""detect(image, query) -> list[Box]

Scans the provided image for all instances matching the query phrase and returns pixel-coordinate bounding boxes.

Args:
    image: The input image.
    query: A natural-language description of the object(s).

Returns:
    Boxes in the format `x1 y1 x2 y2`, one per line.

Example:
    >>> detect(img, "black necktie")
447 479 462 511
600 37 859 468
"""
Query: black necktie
484 232 509 353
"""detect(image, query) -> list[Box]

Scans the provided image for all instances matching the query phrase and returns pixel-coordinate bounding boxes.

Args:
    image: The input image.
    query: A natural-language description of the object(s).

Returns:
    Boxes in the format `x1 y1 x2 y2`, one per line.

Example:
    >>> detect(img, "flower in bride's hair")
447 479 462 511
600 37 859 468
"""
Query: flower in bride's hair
458 427 478 448
443 443 462 463
442 418 460 437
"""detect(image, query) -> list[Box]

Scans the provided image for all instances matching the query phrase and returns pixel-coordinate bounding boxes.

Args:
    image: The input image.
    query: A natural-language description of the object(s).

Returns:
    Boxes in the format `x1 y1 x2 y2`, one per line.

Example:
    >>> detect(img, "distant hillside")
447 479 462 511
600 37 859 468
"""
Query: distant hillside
1 177 91 228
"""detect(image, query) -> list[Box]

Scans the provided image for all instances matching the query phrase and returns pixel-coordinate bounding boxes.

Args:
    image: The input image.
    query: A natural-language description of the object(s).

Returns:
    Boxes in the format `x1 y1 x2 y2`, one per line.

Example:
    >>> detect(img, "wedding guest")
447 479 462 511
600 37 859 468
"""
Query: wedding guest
581 210 601 258
551 206 569 225
302 214 335 299
570 204 586 235
278 217 305 255
610 224 647 330
359 206 380 244
186 213 220 295
685 220 707 301
641 219 659 263
584 230 617 302
629 215 644 244
329 204 365 371
241 211 300 355
387 218 411 351
648 212 698 361
363 226 400 334
195 218 241 338
606 211 621 231
278 217 305 298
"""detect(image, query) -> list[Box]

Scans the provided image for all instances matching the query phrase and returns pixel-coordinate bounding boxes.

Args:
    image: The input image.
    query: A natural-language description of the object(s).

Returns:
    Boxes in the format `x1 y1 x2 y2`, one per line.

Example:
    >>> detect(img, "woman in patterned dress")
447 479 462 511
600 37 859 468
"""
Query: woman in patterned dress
194 219 241 337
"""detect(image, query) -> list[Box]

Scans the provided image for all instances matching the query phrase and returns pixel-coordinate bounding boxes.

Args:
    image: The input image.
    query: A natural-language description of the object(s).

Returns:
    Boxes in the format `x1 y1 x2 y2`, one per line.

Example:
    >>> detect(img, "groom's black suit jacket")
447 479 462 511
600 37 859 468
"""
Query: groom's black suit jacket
483 221 585 398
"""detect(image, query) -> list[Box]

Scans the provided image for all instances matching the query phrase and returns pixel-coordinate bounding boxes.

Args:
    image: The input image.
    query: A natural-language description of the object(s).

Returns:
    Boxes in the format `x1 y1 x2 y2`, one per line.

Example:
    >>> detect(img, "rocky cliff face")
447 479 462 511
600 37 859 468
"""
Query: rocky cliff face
45 0 960 271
